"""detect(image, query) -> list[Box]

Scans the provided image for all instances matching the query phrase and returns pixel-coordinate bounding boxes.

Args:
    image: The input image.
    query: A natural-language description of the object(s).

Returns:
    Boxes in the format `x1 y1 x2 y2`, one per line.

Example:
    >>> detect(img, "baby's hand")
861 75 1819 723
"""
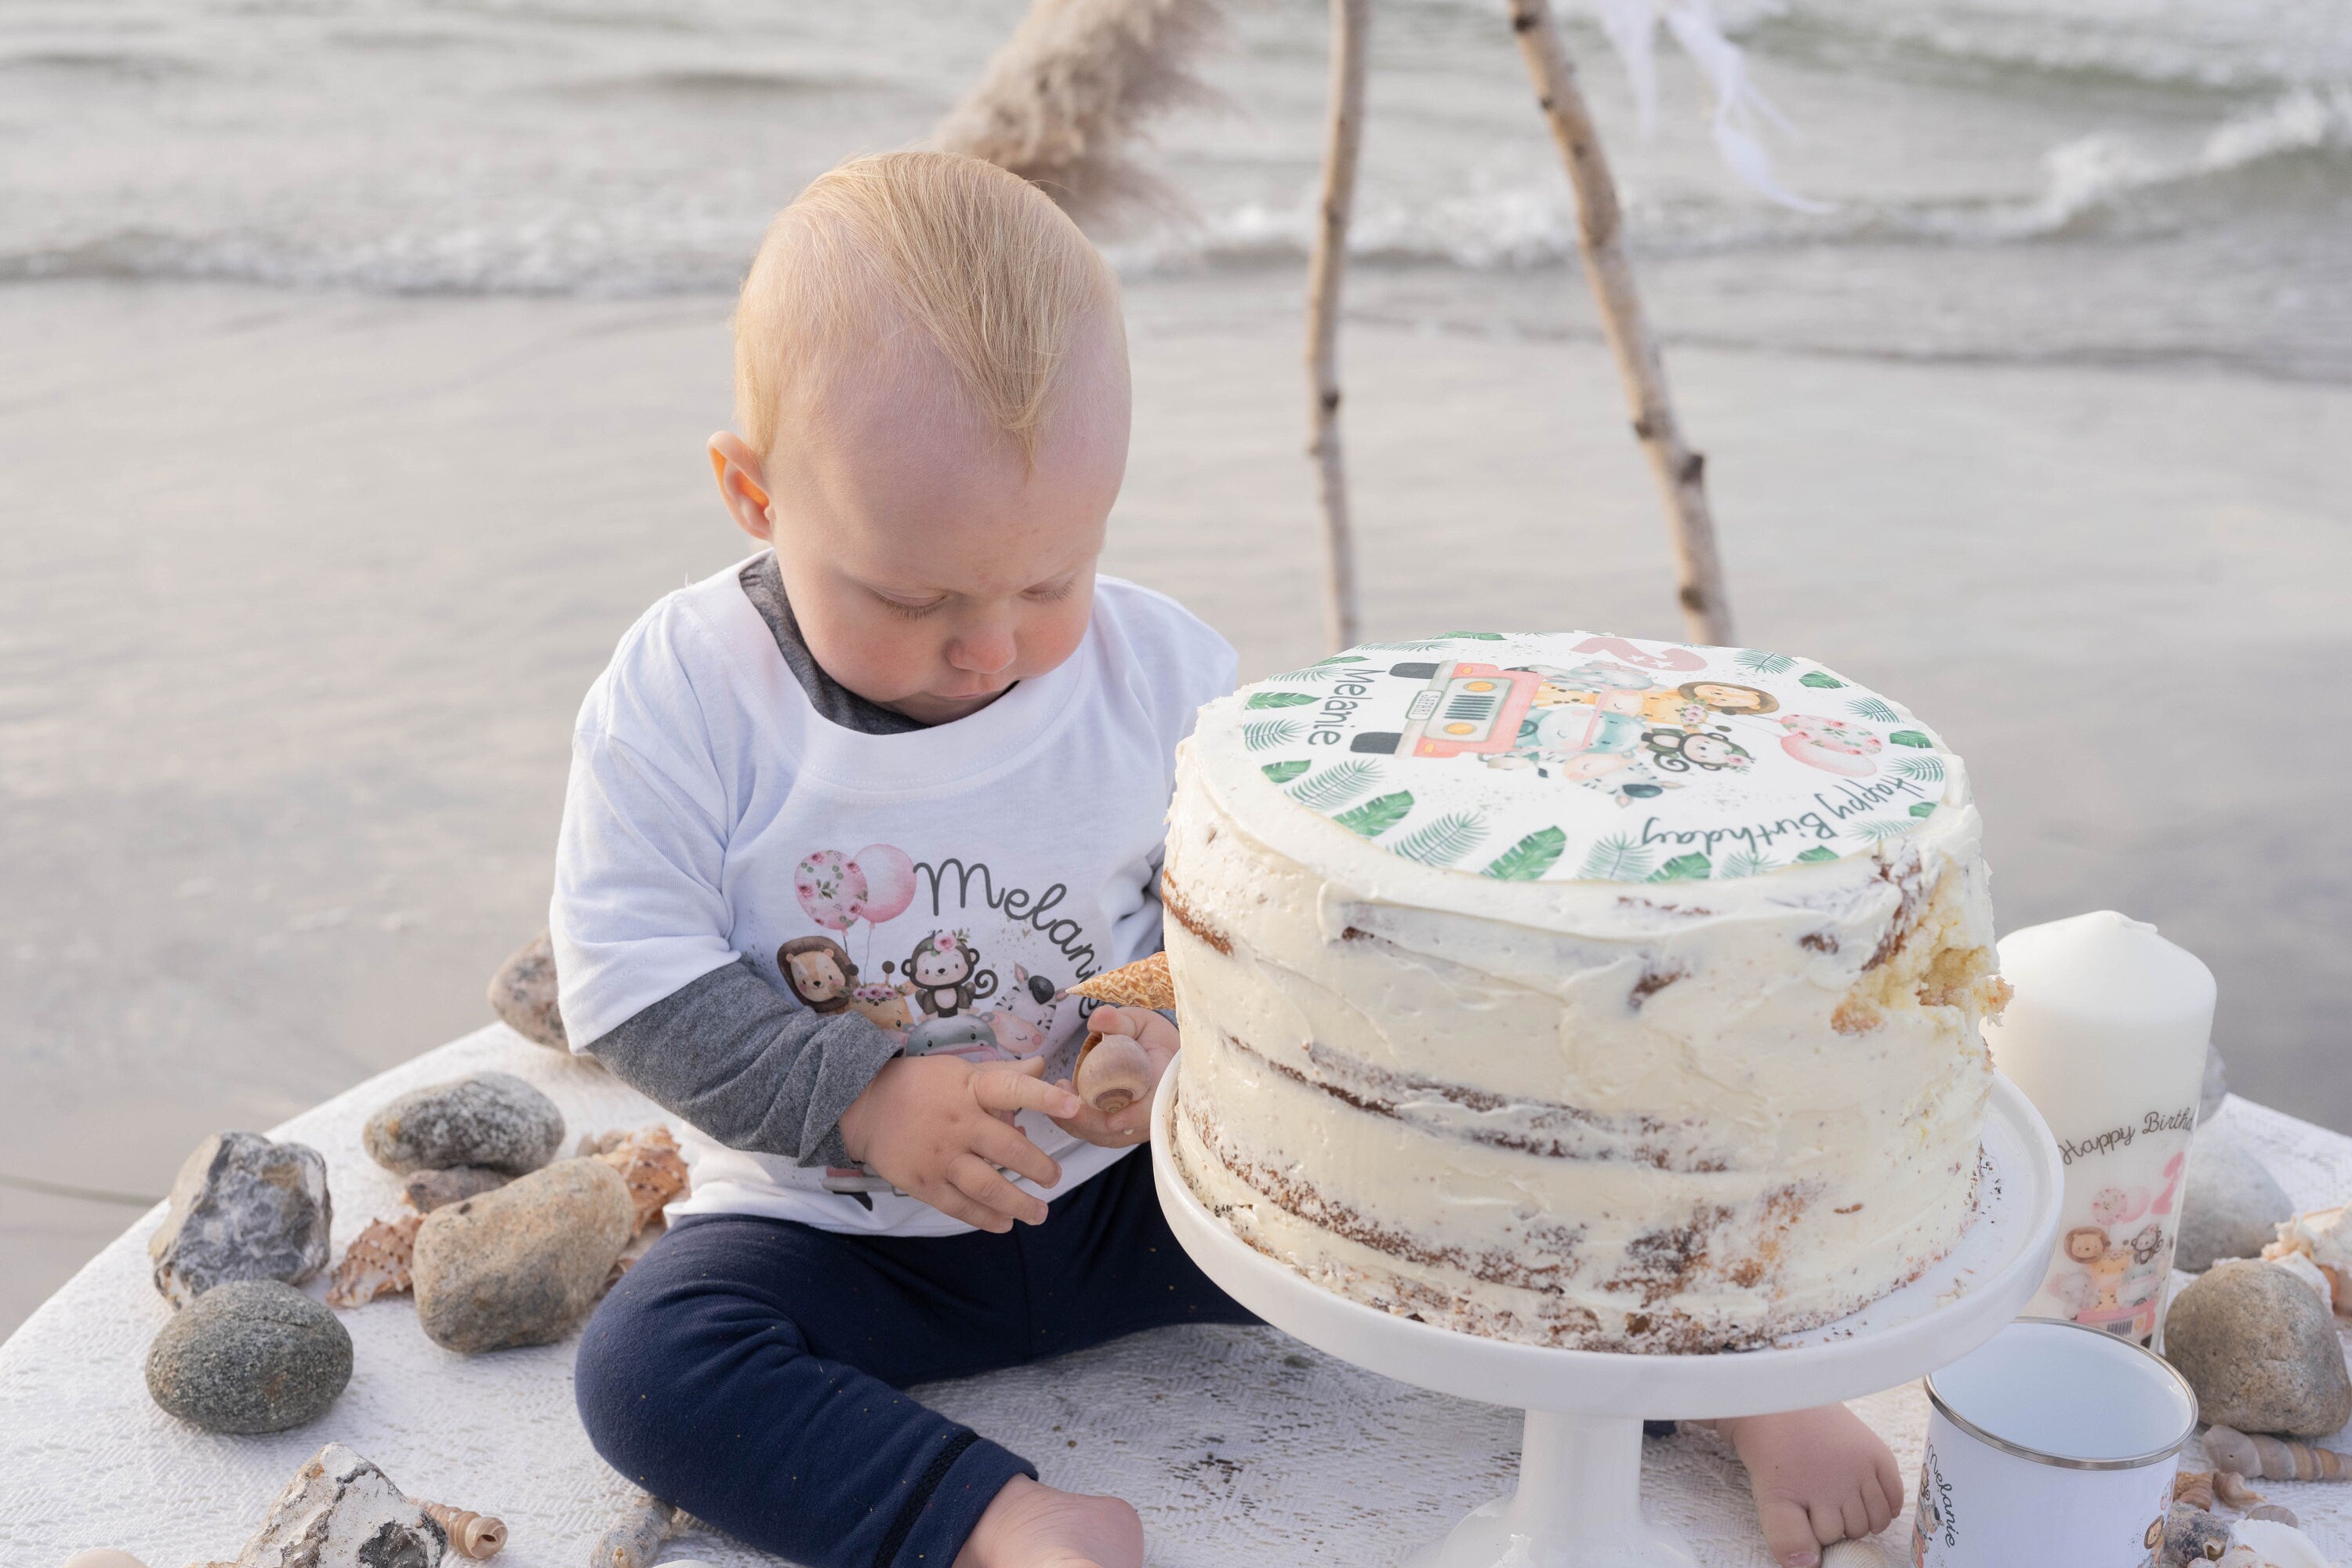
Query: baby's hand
1052 1006 1178 1148
836 1054 1080 1232
1716 1405 1902 1567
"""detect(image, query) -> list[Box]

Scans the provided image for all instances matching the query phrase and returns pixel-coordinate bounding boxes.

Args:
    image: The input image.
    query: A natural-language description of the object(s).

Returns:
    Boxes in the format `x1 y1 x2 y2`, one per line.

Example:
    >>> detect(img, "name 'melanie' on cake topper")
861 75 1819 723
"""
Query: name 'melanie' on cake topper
1225 631 1958 885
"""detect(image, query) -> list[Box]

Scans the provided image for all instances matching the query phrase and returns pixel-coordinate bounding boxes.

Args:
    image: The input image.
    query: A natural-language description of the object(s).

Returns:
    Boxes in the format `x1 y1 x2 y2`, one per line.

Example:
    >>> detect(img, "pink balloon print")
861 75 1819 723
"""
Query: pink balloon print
793 850 866 932
848 844 917 926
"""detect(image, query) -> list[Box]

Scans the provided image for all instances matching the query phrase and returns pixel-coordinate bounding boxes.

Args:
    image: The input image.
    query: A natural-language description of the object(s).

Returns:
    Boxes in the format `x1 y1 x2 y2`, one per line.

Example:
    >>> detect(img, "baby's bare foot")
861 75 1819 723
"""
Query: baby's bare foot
956 1475 1145 1568
1716 1404 1902 1567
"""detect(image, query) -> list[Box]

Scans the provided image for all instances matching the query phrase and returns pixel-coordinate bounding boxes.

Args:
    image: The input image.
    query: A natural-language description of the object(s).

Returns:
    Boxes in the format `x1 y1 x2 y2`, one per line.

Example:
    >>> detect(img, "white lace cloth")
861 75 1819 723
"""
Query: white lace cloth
1 1027 2344 1567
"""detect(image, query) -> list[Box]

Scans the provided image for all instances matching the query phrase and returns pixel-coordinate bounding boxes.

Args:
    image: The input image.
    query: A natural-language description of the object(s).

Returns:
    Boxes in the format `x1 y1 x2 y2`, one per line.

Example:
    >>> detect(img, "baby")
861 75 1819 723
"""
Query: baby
556 151 1898 1568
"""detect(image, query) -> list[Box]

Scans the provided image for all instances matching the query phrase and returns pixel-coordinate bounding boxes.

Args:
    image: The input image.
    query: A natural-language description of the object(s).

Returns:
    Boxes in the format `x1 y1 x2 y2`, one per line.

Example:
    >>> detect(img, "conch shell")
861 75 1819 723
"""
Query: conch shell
325 1214 423 1308
1069 953 1174 1113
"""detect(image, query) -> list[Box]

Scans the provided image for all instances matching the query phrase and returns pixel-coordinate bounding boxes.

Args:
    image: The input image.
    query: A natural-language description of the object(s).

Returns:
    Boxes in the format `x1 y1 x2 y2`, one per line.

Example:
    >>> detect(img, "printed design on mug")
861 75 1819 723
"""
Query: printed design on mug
1911 1441 1956 1566
1225 632 1958 885
786 843 1112 1208
2036 1140 2188 1343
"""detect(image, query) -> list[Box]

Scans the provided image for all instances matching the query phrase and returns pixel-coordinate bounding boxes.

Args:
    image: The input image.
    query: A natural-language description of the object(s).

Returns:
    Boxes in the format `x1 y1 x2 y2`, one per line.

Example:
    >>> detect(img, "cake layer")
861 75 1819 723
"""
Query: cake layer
1163 633 2005 1352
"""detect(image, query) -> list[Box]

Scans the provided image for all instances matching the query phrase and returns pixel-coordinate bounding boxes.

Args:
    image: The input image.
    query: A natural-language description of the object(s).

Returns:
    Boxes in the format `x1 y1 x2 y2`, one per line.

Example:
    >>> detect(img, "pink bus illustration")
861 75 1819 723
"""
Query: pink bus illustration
1350 662 1542 758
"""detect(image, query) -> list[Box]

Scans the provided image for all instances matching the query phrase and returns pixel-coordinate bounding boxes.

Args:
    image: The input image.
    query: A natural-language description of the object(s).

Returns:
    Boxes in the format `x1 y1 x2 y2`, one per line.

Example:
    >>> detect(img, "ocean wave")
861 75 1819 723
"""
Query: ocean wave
1108 87 2352 274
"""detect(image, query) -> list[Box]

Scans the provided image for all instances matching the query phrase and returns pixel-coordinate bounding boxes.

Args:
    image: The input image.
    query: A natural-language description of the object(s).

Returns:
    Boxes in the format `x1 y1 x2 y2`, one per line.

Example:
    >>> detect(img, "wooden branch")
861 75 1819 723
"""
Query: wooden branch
1305 0 1370 654
1505 0 1734 645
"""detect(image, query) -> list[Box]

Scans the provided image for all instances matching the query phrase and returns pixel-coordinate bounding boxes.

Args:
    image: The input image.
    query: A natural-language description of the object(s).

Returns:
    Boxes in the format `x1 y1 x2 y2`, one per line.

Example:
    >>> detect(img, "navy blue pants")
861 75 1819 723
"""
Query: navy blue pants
574 1147 1255 1568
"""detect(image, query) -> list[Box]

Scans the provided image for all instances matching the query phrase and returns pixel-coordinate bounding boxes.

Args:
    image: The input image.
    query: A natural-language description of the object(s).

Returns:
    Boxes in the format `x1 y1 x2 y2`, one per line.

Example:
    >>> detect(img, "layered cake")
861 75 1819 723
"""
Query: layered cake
1163 633 2009 1352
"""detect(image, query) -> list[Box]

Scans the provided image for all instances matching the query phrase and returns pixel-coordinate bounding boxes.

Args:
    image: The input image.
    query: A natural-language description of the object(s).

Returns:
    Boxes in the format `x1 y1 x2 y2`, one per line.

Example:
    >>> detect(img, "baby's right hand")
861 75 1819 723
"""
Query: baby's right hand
836 1054 1081 1233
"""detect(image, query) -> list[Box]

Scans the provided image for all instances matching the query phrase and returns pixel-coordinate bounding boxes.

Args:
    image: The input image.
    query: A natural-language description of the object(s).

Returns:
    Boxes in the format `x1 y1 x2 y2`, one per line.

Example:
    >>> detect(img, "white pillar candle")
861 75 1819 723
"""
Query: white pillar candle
1984 911 2215 1345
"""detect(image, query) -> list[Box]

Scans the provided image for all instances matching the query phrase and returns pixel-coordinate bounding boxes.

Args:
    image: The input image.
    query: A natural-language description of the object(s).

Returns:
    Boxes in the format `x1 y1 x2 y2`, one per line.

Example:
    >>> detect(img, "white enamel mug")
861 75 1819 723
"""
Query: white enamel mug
1911 1319 2198 1568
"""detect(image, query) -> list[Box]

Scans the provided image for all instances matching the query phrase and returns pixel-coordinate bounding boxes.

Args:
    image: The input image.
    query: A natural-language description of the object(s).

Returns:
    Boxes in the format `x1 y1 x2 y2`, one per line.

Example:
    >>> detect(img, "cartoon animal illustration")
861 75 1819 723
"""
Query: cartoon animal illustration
2060 1222 2157 1338
904 1014 1005 1062
2125 1222 2166 1267
892 929 998 1020
847 982 913 1036
1777 713 1882 776
985 1008 1049 1059
1644 727 1754 772
1677 679 1777 717
1345 661 1543 758
985 965 1067 1059
778 935 858 1014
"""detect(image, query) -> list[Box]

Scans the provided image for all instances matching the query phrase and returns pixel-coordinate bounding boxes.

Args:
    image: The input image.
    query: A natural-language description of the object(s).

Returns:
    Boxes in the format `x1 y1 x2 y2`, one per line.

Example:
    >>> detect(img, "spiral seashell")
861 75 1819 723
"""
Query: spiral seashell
1074 1033 1156 1113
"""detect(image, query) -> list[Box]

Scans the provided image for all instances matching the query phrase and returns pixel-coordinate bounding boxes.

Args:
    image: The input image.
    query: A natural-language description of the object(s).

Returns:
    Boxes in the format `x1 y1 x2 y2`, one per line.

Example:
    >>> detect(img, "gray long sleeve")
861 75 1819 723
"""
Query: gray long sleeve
583 957 903 1168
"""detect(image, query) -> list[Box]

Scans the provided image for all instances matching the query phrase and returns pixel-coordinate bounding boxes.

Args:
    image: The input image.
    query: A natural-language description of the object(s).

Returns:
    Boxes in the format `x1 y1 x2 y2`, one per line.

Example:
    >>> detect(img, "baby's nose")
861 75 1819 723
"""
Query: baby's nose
947 627 1017 674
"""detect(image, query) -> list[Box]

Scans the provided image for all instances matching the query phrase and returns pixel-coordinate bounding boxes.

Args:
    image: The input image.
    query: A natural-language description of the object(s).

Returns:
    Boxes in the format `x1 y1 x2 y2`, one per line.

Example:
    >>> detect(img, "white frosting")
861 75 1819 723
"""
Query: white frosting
1165 634 2004 1352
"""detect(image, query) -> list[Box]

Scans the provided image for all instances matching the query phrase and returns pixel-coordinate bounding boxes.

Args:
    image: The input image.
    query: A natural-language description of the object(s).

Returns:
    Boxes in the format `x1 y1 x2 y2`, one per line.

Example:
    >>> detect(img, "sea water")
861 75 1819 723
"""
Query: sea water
4 0 2347 379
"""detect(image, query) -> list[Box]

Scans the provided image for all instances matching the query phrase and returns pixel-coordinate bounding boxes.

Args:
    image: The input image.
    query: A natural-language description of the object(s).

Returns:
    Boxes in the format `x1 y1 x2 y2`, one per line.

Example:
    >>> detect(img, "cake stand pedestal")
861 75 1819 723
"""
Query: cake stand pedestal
1151 1073 2064 1567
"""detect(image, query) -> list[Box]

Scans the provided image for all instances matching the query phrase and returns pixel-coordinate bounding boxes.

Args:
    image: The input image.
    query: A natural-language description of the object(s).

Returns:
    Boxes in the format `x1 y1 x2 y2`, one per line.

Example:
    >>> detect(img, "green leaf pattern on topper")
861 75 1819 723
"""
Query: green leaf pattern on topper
1333 790 1414 838
1287 760 1381 811
1234 633 1958 886
1577 833 1653 882
1392 811 1489 866
1243 719 1304 751
1487 826 1568 881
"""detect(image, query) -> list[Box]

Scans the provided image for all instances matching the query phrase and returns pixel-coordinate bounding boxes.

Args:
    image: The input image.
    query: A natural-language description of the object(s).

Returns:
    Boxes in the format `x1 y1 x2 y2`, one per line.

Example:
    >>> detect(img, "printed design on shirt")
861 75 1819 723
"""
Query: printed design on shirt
789 842 1113 1208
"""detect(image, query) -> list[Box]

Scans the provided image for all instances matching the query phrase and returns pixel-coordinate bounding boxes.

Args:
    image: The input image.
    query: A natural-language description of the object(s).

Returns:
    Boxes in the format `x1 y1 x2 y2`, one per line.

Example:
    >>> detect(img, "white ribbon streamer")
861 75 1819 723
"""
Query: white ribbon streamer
1587 0 1831 212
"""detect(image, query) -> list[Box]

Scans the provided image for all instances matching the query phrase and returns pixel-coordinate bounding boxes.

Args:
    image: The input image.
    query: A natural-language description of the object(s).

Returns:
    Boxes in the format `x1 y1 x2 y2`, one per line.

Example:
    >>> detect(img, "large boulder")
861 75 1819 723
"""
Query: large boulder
148 1133 332 1308
362 1072 563 1176
2164 1260 2352 1439
2177 1129 2295 1272
411 1156 632 1354
220 1443 446 1568
146 1279 351 1434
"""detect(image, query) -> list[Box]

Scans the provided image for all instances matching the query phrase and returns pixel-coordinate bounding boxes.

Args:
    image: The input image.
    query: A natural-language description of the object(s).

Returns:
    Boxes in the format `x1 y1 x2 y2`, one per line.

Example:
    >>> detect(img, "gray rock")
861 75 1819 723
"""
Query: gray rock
411 1157 632 1354
363 1072 563 1176
402 1166 510 1214
2161 1502 2230 1566
146 1279 351 1434
2198 1044 2230 1126
2164 1260 2352 1439
149 1132 332 1308
224 1443 446 1567
2178 1130 2295 1272
488 927 568 1051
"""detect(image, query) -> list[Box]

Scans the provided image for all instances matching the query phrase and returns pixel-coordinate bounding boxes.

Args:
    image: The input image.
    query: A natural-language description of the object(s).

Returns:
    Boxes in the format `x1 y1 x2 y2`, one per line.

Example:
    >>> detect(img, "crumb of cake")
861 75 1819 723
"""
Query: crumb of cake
1835 1203 1864 1214
1799 929 1839 953
1628 965 1685 1007
1832 996 1884 1035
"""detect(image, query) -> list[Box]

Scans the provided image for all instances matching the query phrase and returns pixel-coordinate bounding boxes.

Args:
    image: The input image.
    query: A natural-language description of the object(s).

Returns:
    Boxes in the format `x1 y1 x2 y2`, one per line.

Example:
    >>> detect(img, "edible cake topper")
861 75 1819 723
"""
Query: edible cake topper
1214 632 1958 885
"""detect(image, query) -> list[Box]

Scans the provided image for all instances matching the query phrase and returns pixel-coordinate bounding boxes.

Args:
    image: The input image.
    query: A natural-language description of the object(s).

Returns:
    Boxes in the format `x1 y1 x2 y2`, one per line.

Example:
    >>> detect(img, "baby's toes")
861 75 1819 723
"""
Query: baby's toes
1756 1494 1824 1566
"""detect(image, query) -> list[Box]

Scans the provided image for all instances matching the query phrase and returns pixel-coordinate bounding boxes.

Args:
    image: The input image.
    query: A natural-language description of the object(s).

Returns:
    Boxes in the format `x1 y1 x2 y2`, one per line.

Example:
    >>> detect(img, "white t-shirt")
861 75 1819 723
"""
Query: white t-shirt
550 558 1236 1235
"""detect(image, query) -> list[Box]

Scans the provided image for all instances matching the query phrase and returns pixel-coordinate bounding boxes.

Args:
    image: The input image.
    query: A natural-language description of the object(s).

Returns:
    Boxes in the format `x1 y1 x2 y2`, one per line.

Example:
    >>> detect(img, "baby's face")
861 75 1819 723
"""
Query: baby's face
721 313 1127 725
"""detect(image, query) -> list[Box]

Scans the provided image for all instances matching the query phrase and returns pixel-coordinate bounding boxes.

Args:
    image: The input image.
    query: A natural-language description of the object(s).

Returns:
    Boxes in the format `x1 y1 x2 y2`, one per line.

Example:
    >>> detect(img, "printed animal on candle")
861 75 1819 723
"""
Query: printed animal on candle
778 935 858 1014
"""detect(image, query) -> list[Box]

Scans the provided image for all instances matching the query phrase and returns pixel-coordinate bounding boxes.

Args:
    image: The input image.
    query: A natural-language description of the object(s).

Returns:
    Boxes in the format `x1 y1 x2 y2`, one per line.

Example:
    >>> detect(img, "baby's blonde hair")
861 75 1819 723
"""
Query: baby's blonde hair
733 151 1123 461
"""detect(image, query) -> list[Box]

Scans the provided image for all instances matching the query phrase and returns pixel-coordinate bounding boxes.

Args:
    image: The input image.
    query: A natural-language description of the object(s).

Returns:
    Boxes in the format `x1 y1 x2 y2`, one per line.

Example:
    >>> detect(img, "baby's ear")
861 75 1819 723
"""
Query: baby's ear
708 433 775 543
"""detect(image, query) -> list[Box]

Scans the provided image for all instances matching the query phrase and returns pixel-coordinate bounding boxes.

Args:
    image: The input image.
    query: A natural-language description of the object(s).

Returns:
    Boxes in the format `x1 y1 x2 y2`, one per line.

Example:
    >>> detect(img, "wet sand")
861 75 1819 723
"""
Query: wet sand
2 276 2346 1335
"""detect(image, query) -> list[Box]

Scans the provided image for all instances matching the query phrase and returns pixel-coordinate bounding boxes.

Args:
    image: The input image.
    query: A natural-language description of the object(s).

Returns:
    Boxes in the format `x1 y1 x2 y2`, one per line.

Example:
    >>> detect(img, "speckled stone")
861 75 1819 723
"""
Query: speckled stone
2164 1260 2352 1439
411 1157 632 1354
363 1072 563 1176
145 1279 351 1434
402 1165 510 1213
147 1132 332 1308
2178 1129 2295 1271
488 927 568 1051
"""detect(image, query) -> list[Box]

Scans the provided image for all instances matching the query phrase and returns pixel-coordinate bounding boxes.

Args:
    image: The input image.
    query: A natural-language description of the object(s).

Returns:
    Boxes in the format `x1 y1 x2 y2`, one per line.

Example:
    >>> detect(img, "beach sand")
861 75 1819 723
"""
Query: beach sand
2 275 2345 1335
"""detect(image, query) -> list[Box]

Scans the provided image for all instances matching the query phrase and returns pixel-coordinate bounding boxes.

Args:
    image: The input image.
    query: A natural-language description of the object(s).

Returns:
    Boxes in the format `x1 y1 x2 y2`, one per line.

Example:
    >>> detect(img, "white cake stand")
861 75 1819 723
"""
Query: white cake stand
1150 1070 2064 1568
